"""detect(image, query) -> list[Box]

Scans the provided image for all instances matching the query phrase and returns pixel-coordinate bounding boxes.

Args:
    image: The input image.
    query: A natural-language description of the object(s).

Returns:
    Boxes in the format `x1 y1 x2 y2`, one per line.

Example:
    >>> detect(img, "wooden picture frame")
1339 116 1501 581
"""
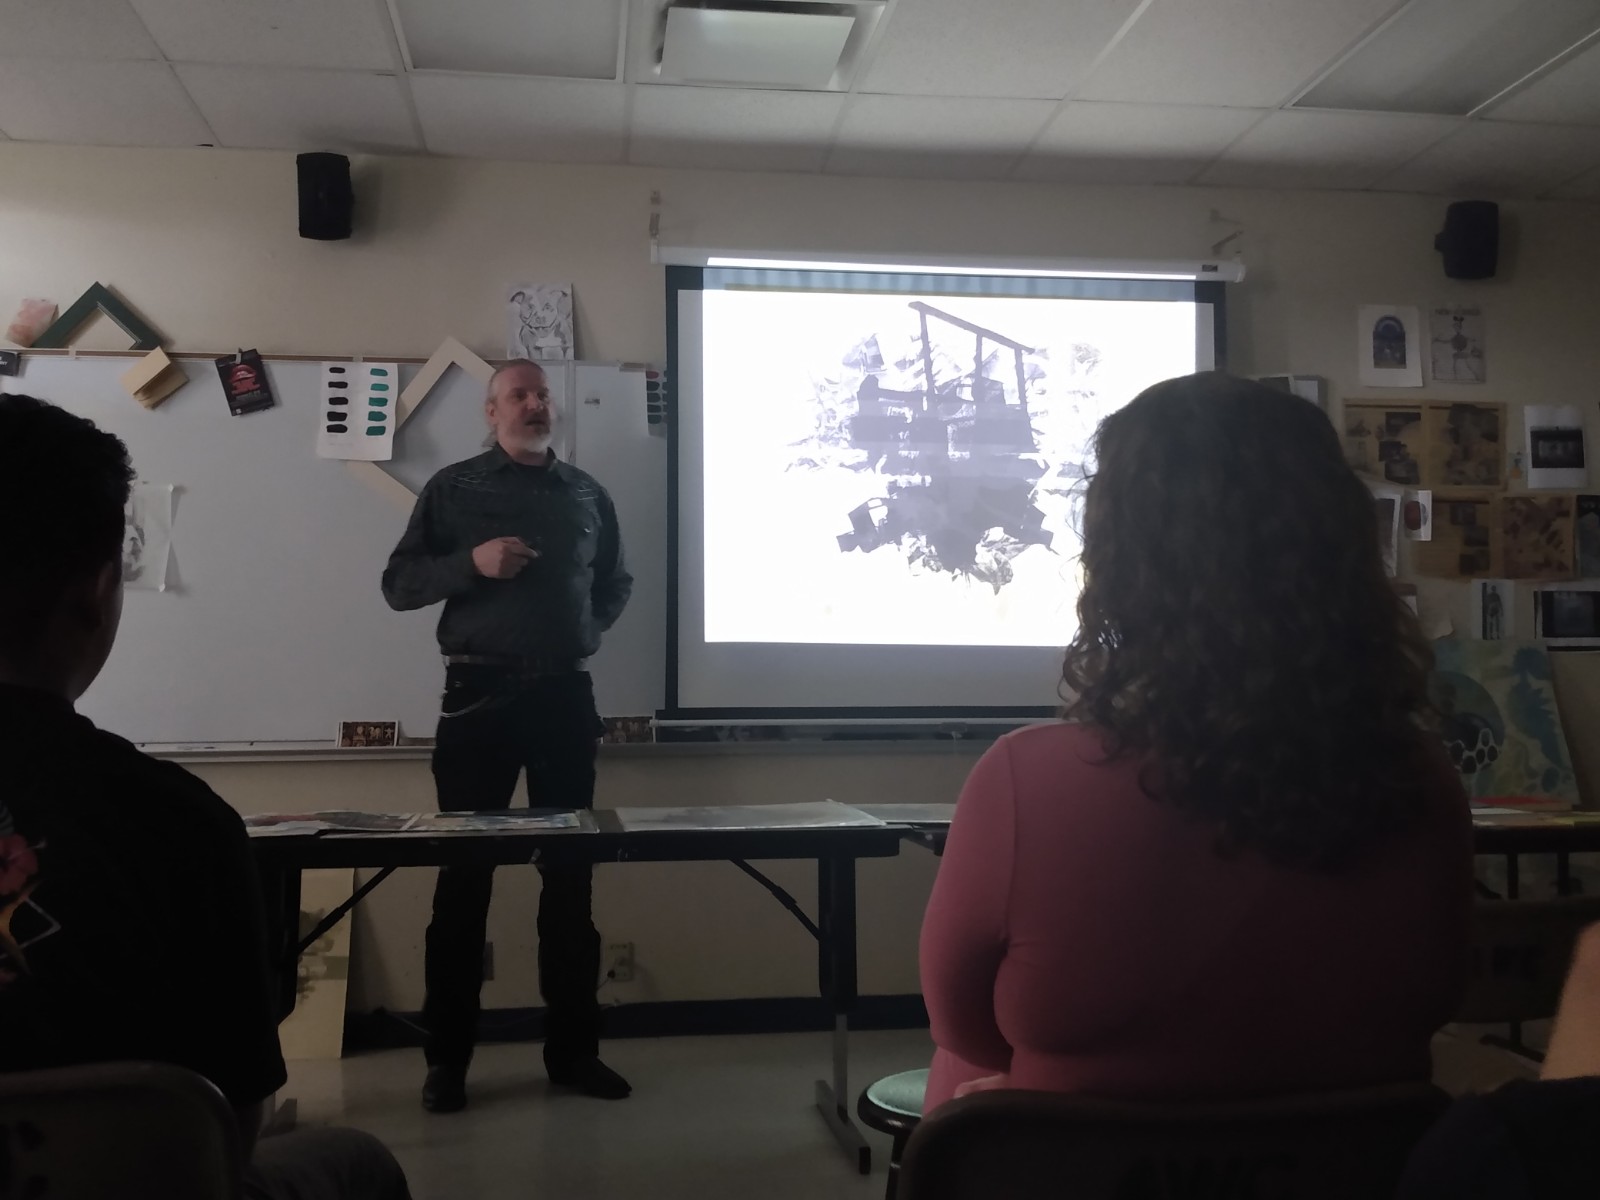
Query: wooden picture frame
33 283 163 351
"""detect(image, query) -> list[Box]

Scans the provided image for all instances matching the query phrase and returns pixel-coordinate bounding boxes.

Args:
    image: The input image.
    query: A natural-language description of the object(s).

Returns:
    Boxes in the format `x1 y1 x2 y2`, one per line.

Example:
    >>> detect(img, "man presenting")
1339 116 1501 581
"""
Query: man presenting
382 360 632 1111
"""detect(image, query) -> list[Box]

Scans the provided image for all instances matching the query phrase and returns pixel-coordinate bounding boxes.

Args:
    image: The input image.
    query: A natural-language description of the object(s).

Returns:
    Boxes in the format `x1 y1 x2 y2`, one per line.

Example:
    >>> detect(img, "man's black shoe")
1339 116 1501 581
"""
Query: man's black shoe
547 1057 631 1100
422 1063 468 1113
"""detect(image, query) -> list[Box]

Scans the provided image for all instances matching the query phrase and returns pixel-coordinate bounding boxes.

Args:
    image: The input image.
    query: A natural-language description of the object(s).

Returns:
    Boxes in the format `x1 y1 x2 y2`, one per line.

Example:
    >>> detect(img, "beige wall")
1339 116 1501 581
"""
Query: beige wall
4 143 1599 1009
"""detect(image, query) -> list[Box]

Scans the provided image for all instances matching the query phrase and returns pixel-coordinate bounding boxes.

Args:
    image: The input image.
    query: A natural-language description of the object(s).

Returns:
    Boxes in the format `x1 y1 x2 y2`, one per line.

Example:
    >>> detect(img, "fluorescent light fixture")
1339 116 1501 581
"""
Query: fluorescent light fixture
660 6 855 87
657 246 1244 282
1296 0 1600 116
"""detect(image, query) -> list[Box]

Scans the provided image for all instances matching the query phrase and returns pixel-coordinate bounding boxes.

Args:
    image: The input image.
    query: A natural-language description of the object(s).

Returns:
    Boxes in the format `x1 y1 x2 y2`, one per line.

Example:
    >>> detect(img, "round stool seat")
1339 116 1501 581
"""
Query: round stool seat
858 1068 928 1135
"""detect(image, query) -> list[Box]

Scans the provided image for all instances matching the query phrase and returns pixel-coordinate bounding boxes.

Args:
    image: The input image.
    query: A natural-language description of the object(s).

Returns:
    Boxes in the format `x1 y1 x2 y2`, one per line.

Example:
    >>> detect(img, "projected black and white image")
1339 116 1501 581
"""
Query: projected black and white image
701 289 1200 647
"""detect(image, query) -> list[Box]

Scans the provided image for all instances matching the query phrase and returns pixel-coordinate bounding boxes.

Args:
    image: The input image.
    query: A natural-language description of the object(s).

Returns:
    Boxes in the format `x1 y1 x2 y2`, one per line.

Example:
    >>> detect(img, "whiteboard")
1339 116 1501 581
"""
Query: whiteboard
7 353 665 744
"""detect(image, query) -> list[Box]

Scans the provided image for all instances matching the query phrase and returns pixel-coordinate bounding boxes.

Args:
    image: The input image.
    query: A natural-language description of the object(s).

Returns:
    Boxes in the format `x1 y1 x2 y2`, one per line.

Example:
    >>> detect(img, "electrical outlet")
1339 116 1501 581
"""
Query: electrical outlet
607 941 634 983
482 942 494 982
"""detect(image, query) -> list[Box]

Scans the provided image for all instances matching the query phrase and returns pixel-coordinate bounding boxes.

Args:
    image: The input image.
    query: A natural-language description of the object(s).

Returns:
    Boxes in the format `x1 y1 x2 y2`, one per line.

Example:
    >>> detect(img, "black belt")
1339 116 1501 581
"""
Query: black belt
444 654 587 674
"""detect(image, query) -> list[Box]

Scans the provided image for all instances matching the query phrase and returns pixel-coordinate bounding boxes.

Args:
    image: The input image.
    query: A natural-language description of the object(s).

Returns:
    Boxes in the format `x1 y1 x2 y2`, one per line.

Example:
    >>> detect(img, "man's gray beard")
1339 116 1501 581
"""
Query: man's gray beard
493 430 553 456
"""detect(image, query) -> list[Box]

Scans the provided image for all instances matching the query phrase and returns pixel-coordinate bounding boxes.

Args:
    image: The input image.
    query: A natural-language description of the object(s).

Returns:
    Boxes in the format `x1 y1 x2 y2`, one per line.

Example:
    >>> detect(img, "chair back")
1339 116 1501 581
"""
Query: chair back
0 1061 242 1200
898 1083 1450 1200
1457 896 1600 1024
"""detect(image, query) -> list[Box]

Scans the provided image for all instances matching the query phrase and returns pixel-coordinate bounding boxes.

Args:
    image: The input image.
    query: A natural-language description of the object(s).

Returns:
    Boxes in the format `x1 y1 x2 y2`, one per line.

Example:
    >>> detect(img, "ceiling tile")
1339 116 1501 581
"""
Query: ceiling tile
175 65 418 153
1077 0 1399 107
827 94 1054 179
0 0 160 59
393 0 620 79
861 0 1142 100
629 86 843 172
0 60 213 146
411 74 626 162
1016 101 1263 183
1488 41 1600 125
1196 109 1459 190
1376 120 1600 197
127 0 395 70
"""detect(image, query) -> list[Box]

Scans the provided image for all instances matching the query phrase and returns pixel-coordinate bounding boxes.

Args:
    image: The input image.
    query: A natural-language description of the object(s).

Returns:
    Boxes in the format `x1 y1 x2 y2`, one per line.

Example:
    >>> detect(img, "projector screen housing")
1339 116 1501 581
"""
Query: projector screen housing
667 264 1227 719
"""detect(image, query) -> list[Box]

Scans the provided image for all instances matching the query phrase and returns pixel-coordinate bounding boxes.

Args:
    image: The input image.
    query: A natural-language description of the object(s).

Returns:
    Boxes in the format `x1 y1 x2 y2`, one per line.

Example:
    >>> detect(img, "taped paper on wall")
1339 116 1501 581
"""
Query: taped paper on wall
1577 495 1600 577
1404 490 1433 541
123 482 174 592
317 362 398 461
1371 483 1402 577
1357 305 1423 388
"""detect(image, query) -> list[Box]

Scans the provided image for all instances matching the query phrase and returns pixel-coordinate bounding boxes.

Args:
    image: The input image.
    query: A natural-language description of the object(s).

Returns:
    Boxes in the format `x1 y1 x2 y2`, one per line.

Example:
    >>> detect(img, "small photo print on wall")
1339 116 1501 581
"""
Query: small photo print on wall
336 720 398 748
1534 582 1600 647
1524 404 1587 490
1429 306 1486 383
506 283 574 361
1357 305 1423 388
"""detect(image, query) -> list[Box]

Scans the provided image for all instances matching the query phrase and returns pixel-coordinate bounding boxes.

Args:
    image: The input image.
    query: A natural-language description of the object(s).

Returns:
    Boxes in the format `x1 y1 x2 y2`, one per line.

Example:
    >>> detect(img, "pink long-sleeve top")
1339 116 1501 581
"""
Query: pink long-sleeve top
920 723 1473 1112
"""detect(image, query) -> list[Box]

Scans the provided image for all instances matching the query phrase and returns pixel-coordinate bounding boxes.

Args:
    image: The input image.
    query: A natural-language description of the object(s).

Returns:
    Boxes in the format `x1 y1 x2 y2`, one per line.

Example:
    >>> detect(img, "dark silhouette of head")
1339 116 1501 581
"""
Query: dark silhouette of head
0 394 133 700
1061 372 1436 869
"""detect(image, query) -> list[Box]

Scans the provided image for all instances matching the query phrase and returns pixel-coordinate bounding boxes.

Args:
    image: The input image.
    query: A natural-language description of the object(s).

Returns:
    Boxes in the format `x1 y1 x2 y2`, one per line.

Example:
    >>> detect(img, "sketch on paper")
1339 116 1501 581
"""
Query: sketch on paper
698 287 1200 648
1471 579 1513 640
1357 305 1423 388
1501 495 1576 581
1430 306 1486 383
506 284 574 361
123 483 173 591
1431 639 1578 807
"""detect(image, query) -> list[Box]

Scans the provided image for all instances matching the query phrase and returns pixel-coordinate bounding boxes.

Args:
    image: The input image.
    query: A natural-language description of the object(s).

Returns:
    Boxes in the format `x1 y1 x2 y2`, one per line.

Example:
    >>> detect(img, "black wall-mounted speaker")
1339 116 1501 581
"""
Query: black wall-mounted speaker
1435 200 1498 280
297 152 353 241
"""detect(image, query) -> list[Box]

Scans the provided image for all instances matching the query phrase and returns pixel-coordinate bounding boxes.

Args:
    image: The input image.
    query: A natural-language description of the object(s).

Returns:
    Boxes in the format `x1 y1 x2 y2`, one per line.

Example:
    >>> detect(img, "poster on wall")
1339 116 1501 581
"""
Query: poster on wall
1470 579 1514 640
506 283 574 360
214 349 276 416
1357 305 1423 388
1429 306 1486 383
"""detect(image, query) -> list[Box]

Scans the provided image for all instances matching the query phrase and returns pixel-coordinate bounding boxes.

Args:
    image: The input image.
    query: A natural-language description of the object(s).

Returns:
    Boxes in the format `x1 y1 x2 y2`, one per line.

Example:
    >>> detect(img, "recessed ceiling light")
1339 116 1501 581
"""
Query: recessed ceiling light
1295 0 1600 116
658 3 857 88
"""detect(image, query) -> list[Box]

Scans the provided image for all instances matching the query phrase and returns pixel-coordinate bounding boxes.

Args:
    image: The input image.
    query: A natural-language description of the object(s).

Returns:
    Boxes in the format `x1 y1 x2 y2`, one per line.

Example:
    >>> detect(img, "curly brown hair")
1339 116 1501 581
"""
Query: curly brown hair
1060 373 1437 870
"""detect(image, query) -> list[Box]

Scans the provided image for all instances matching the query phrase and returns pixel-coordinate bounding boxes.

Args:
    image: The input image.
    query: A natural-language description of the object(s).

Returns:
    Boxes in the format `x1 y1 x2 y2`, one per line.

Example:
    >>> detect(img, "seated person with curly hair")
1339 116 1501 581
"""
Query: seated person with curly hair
0 394 410 1200
920 372 1474 1109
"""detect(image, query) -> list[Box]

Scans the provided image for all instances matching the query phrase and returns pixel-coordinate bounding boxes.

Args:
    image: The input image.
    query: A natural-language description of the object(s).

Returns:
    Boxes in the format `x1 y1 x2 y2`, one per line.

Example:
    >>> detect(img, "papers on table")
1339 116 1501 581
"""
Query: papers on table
612 800 884 833
245 809 587 836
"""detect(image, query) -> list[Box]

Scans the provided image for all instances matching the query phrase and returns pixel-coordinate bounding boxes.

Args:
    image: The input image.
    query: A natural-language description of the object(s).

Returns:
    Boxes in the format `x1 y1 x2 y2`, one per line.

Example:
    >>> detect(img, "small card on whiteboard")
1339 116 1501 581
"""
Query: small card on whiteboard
317 362 398 461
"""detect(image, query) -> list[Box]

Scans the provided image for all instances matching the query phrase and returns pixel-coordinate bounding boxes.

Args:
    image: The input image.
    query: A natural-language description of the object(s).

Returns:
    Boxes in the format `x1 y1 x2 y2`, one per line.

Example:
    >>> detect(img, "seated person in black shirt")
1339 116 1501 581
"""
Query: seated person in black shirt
0 394 410 1200
1398 920 1600 1199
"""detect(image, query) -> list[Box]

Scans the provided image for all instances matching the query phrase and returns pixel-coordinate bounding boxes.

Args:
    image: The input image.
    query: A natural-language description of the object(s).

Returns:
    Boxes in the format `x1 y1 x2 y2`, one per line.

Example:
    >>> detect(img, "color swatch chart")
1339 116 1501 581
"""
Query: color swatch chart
317 361 398 461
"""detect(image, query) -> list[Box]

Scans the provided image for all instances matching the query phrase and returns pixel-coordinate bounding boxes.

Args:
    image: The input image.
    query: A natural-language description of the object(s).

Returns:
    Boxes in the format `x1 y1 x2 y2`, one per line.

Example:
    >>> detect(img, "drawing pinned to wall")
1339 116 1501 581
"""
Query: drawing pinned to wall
1524 404 1587 490
5 298 55 347
1344 403 1424 484
316 362 398 461
1429 306 1486 383
1428 402 1504 488
1404 489 1433 541
1576 495 1600 577
1501 494 1576 580
506 283 574 360
214 349 275 416
1430 639 1578 808
1470 579 1514 640
1357 305 1423 388
123 483 174 591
